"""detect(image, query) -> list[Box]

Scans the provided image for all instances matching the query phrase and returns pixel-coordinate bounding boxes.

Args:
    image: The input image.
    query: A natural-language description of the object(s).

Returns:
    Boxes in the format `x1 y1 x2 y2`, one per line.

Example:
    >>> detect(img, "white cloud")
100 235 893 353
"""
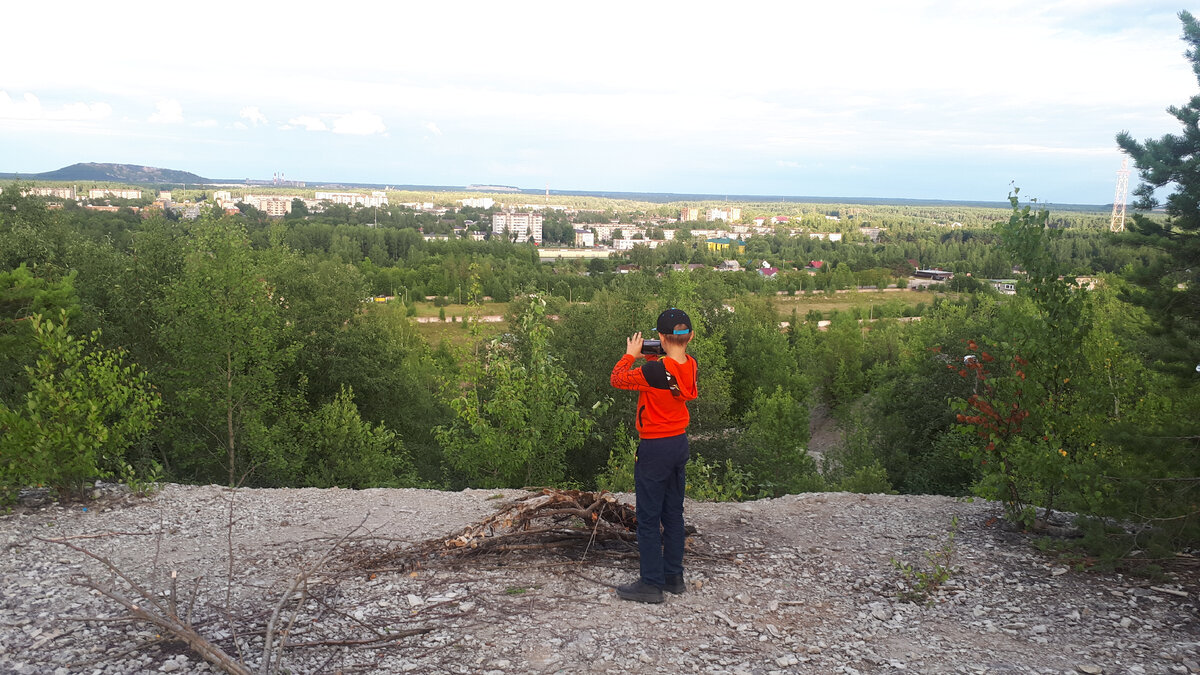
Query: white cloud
0 91 111 121
240 106 268 126
331 111 386 136
232 121 248 130
288 115 328 132
148 99 183 124
192 119 218 128
424 121 442 136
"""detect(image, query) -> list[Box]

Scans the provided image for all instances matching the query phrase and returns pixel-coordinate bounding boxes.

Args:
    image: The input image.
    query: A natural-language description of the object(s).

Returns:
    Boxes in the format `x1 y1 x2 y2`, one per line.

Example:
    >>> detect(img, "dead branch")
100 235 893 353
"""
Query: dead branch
40 536 252 675
260 513 370 675
343 488 641 573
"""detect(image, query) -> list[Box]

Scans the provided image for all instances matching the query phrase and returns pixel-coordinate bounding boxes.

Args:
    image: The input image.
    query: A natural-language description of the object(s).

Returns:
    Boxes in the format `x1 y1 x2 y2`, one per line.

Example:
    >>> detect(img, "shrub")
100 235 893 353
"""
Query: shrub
0 312 159 501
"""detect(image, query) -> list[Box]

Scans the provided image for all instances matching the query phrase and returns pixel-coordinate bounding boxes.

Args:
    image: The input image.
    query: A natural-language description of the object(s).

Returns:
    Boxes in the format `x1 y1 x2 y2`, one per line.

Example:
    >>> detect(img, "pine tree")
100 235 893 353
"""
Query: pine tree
1116 10 1200 376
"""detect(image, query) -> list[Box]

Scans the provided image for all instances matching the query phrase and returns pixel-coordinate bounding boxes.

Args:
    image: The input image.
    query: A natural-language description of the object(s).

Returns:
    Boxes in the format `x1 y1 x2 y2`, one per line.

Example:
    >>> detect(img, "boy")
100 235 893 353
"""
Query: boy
609 308 699 603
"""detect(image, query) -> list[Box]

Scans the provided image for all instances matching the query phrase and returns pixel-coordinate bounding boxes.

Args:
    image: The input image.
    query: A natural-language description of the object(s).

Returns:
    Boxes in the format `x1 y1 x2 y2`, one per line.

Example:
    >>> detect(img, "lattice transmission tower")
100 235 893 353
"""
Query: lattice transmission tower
1110 158 1130 232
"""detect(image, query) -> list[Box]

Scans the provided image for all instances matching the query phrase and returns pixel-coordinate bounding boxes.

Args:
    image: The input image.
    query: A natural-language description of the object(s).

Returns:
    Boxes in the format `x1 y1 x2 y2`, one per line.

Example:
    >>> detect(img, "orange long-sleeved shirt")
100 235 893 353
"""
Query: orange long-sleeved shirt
610 353 699 439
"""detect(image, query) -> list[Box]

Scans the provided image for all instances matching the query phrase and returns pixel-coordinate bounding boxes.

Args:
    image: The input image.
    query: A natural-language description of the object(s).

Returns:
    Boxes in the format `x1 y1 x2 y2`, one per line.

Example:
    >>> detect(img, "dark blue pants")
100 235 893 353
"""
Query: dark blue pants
635 433 688 587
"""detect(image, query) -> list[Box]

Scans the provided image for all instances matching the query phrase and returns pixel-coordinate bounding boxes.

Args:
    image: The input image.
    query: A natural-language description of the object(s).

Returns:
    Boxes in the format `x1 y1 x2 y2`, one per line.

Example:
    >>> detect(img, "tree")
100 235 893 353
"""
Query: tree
436 294 600 488
738 386 817 496
155 218 300 486
0 312 159 500
1116 10 1200 378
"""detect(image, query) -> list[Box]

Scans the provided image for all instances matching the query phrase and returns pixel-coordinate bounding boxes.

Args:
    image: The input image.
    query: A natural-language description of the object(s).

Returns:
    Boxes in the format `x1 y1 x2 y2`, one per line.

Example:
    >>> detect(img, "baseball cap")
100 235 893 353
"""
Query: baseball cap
656 308 692 335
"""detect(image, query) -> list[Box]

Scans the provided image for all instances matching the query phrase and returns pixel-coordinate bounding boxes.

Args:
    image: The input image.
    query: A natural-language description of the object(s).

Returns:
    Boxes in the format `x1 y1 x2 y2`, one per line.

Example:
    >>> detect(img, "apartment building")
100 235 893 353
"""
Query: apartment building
492 211 544 244
88 189 142 200
315 191 389 208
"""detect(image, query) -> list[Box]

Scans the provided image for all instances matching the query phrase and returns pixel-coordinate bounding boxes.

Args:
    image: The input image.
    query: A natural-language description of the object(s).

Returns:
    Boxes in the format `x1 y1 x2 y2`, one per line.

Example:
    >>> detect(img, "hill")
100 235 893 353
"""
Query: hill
0 162 208 184
1 485 1195 673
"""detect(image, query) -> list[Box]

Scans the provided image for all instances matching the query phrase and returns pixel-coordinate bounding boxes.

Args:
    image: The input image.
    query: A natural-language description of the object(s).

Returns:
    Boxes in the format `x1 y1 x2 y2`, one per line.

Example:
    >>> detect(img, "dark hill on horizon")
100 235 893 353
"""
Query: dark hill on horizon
0 163 208 184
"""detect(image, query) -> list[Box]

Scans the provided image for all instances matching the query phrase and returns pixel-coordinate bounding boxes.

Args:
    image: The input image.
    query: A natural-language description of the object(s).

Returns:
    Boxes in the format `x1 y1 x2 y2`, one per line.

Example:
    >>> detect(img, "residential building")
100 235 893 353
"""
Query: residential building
459 197 495 209
315 191 388 208
809 232 843 242
706 237 746 254
574 229 595 247
240 194 304 216
613 238 661 250
989 279 1018 295
707 207 741 222
27 187 76 199
680 207 701 221
492 211 544 244
88 189 142 200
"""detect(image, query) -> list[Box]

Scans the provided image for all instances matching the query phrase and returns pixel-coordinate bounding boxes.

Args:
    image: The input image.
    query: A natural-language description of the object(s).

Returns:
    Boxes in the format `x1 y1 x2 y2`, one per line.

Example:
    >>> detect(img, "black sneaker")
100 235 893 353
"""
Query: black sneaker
664 574 685 594
615 579 664 603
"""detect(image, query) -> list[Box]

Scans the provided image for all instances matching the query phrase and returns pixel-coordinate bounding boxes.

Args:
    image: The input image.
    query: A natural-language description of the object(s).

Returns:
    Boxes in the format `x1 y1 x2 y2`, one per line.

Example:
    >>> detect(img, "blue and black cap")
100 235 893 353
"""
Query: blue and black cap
656 308 692 336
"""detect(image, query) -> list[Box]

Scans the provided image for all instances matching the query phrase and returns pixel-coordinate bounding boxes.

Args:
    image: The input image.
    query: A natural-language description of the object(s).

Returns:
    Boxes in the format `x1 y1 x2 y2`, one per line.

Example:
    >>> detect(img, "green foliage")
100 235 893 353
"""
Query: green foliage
437 294 602 488
299 387 420 488
117 459 165 498
738 386 818 496
1116 10 1200 379
685 455 752 502
0 264 80 403
892 517 959 604
0 312 159 501
155 217 301 486
595 423 638 493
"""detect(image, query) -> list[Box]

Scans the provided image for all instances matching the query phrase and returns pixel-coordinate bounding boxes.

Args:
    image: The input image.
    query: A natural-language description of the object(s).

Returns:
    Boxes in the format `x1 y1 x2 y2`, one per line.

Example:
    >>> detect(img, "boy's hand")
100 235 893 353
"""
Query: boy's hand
625 332 644 358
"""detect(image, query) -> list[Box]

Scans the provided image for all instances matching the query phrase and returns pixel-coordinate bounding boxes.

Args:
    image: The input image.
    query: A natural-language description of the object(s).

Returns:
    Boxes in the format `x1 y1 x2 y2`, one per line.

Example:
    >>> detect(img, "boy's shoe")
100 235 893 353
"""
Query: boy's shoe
615 579 664 603
664 574 686 594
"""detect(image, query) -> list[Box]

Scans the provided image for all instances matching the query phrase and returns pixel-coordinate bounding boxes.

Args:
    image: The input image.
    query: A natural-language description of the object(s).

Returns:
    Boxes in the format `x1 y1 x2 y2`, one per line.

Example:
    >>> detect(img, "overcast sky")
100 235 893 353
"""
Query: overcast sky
1 0 1194 203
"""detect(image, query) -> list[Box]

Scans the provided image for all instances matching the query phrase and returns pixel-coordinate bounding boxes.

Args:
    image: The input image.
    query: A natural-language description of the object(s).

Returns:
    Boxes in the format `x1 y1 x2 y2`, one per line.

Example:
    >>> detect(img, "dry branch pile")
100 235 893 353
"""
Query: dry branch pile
348 489 640 572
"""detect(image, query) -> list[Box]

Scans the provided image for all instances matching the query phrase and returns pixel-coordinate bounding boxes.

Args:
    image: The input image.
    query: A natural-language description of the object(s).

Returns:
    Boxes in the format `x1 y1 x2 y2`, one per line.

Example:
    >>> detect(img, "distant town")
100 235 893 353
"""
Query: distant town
7 181 1062 294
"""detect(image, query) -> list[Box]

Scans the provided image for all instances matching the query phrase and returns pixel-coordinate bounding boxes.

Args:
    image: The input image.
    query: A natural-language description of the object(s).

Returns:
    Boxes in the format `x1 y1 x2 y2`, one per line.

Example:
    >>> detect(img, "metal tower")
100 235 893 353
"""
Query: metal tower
1110 158 1129 232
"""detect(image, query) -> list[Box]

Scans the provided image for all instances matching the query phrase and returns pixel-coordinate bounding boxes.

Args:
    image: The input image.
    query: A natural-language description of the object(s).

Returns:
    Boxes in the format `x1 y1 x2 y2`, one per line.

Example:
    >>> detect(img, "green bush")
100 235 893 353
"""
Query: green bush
0 312 159 501
300 387 420 489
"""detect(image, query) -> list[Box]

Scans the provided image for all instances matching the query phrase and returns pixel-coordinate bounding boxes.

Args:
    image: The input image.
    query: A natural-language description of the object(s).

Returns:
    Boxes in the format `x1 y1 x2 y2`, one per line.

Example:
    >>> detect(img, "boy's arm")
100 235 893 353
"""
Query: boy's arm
611 354 654 391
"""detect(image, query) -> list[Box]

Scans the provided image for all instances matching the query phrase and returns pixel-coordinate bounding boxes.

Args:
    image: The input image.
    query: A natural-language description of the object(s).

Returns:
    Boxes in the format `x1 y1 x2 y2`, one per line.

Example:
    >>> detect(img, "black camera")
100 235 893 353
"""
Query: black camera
641 339 665 356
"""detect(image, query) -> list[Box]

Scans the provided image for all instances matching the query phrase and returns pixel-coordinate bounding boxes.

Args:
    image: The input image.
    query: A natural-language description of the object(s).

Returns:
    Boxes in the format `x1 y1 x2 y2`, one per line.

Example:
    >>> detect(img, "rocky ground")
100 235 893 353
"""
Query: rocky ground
1 484 1197 675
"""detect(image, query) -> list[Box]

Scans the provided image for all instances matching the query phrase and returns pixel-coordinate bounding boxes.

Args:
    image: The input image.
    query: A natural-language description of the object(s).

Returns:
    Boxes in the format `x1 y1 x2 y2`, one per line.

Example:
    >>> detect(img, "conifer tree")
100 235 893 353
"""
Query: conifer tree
1116 10 1200 375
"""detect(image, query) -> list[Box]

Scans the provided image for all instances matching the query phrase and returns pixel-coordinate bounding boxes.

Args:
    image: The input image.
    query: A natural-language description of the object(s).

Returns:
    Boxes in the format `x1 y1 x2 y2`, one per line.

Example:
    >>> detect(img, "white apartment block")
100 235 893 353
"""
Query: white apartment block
459 197 495 209
707 207 741 222
315 191 389 208
213 190 233 205
809 232 844 242
27 187 76 199
613 238 662 250
242 194 302 216
88 189 142 200
492 211 543 244
574 229 595 247
680 207 701 221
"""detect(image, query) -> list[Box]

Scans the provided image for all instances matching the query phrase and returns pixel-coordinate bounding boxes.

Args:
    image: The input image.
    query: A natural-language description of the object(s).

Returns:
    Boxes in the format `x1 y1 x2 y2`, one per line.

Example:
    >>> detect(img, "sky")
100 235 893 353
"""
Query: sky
1 0 1196 204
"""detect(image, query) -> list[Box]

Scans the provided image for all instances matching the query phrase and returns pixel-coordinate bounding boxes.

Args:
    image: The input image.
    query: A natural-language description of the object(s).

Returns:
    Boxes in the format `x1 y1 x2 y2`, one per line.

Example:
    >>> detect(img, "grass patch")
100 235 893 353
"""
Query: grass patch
771 289 954 318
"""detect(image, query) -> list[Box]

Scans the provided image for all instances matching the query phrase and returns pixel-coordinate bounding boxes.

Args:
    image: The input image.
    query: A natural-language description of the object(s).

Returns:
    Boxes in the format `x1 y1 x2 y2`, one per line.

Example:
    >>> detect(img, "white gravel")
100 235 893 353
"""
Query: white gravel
2 484 1197 674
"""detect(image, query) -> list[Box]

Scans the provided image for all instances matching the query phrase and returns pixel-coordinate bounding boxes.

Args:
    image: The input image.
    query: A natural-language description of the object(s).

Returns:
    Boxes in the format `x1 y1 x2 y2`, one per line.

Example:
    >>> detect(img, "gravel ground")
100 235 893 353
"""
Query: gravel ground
1 484 1197 674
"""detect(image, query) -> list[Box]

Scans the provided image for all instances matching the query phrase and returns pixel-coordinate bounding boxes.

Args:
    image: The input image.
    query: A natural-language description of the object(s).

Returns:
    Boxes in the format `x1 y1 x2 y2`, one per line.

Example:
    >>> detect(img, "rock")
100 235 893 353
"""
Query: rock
1076 666 1103 674
159 661 181 673
1051 567 1069 576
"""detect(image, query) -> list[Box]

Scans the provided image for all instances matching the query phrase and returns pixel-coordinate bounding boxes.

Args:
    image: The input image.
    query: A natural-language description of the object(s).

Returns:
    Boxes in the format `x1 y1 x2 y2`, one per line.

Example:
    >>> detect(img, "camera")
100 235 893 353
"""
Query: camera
641 339 665 356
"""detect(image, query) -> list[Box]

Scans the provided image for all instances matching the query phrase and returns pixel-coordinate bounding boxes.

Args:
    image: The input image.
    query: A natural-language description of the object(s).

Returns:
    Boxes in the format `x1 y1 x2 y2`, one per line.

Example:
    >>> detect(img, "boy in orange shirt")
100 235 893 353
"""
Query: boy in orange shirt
610 308 699 603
